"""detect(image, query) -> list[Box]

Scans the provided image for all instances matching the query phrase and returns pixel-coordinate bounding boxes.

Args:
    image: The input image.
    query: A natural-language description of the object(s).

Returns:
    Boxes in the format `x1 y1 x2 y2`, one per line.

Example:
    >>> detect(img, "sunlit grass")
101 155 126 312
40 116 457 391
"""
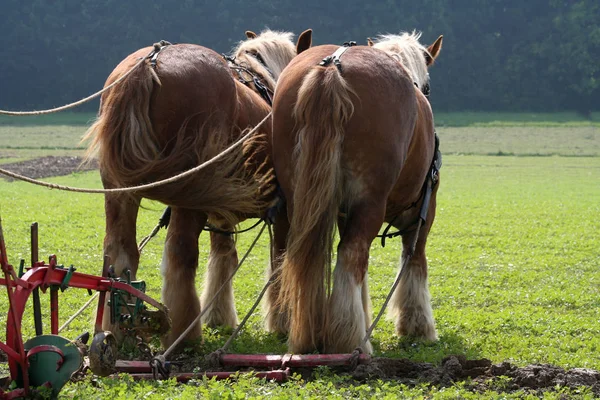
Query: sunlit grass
434 111 600 127
0 156 598 397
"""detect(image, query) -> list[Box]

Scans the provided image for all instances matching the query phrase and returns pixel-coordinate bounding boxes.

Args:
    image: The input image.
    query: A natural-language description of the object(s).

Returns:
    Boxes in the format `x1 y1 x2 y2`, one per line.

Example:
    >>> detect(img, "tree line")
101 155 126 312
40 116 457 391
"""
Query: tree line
1 0 598 114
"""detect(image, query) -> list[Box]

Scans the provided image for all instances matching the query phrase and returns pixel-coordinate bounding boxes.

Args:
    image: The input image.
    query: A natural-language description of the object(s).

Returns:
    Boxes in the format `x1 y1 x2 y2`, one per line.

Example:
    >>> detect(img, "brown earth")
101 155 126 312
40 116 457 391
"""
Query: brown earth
0 156 97 181
165 353 600 396
349 355 600 396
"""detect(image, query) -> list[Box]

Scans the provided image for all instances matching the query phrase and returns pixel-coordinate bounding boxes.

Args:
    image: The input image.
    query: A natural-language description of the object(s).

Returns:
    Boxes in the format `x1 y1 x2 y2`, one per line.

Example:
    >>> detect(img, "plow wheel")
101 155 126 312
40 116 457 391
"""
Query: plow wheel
89 331 117 376
20 334 84 397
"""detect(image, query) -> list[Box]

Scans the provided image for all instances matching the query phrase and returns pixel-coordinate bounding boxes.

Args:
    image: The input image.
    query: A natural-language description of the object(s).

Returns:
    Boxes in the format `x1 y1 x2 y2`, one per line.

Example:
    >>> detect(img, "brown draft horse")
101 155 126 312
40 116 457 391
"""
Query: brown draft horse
84 29 312 348
272 32 443 354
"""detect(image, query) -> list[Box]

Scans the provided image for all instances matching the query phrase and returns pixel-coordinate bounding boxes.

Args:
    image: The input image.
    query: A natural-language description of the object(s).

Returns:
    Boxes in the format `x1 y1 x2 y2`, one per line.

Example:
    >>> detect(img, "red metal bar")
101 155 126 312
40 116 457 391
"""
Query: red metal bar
26 345 65 371
115 360 153 373
0 221 30 396
220 353 371 368
287 353 371 367
219 354 286 368
114 353 371 375
3 269 30 392
95 290 106 334
0 341 21 362
0 388 27 400
127 368 290 383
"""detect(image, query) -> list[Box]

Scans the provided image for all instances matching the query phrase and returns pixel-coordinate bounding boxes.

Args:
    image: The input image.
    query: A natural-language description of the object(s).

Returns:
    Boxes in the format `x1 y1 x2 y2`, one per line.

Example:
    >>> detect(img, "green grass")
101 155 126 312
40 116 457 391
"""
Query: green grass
0 154 598 398
1 113 599 165
1 111 598 128
1 112 598 164
439 125 600 156
434 111 600 127
0 112 97 127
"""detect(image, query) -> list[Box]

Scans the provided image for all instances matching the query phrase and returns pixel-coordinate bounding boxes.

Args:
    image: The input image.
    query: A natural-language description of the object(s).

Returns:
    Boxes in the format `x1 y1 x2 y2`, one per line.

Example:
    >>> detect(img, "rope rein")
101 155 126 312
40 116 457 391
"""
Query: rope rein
153 222 267 369
0 112 271 194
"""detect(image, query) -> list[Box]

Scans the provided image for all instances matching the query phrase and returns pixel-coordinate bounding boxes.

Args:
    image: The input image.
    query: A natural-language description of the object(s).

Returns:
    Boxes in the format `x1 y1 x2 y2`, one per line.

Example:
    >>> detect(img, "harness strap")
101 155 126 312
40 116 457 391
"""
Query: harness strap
379 132 441 247
414 80 431 99
252 76 273 106
319 41 357 72
224 54 274 106
148 40 173 68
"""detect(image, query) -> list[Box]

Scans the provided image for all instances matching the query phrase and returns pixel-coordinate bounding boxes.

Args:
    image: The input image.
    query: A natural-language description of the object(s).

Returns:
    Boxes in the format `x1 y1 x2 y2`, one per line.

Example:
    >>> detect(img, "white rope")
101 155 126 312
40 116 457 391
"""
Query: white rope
0 112 271 194
161 222 267 360
58 292 99 333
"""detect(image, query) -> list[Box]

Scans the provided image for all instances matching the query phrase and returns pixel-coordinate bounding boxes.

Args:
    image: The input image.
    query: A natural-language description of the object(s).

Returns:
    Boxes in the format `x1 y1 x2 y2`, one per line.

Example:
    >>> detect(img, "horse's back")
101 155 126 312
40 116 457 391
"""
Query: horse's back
104 44 238 126
273 44 419 193
151 44 238 125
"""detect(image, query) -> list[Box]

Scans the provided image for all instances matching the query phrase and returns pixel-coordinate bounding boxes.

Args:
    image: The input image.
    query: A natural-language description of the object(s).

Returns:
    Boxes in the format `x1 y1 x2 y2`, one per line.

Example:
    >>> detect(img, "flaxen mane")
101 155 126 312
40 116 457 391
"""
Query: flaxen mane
232 30 296 91
372 31 431 90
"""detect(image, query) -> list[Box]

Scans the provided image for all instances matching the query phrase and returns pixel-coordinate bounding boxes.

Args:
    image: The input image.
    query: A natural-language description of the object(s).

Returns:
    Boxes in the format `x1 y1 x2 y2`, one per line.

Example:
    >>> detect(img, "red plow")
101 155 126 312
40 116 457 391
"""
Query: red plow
0 219 369 399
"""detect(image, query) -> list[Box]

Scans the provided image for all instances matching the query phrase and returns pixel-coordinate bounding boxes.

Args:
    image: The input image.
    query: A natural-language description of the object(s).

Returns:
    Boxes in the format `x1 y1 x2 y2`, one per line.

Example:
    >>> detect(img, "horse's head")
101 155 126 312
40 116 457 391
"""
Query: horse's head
370 32 443 98
232 29 313 92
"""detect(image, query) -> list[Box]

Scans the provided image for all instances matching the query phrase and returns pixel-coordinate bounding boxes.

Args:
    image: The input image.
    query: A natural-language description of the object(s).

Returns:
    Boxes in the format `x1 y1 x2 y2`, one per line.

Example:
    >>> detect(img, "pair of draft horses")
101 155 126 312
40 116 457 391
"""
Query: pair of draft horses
85 28 443 354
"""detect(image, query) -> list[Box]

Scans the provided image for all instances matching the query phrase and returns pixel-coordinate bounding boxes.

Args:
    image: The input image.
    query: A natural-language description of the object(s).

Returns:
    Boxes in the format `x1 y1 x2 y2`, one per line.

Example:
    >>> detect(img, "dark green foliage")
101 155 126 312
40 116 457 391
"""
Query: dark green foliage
0 1 598 113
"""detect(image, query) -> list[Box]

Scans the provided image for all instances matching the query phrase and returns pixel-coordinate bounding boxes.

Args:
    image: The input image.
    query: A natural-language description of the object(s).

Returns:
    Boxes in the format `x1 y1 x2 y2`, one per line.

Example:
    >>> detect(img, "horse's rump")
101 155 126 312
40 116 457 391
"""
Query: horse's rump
84 44 274 221
272 45 425 352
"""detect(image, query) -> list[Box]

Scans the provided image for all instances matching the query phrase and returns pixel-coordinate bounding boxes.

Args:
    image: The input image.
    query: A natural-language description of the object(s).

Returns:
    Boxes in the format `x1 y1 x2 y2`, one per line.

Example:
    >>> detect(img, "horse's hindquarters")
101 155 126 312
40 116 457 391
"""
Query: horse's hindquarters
272 45 424 353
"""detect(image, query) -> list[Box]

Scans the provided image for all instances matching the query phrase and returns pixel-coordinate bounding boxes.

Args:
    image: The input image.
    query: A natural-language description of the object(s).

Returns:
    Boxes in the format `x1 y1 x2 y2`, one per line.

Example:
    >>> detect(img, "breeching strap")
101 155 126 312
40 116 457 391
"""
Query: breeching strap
319 41 357 72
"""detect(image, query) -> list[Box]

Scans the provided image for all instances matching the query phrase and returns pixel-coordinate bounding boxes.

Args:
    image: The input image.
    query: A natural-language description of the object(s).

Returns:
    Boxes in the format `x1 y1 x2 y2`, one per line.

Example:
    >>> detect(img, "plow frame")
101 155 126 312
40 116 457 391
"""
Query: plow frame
0 221 167 398
0 220 372 398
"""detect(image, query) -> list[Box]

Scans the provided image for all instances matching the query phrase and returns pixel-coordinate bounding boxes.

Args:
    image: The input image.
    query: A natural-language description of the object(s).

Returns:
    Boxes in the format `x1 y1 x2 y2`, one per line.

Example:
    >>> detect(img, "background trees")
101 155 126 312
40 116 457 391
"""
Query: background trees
1 0 598 113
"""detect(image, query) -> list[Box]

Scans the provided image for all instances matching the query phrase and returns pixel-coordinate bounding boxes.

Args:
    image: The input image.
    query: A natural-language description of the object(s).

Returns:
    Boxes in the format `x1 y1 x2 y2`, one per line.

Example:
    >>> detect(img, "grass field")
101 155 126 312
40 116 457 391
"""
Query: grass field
0 115 599 398
1 112 599 163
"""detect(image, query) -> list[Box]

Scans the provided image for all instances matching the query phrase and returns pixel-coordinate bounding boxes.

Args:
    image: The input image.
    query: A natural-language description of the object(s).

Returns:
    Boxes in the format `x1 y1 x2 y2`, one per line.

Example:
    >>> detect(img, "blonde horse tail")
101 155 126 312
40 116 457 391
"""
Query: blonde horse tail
82 59 160 187
279 65 355 352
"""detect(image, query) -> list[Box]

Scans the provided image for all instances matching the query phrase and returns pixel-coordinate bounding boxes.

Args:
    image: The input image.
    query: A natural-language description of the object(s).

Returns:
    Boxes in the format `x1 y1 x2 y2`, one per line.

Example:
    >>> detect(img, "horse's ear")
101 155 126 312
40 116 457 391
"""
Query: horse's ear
245 30 258 39
367 38 374 47
425 35 443 66
296 29 313 54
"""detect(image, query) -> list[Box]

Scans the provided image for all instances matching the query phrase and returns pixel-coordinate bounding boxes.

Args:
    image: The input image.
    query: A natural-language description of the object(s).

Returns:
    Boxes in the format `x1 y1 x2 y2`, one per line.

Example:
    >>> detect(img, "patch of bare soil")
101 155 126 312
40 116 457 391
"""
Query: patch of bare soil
158 353 600 396
0 156 97 181
349 355 600 396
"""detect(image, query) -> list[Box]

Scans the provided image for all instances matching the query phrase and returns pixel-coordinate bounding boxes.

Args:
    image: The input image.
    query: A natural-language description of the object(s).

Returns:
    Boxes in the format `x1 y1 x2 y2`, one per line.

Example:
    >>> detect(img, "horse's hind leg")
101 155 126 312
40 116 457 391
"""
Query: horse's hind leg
338 214 372 331
389 201 438 341
101 192 140 332
265 204 290 335
200 220 239 328
324 201 385 354
161 207 207 349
